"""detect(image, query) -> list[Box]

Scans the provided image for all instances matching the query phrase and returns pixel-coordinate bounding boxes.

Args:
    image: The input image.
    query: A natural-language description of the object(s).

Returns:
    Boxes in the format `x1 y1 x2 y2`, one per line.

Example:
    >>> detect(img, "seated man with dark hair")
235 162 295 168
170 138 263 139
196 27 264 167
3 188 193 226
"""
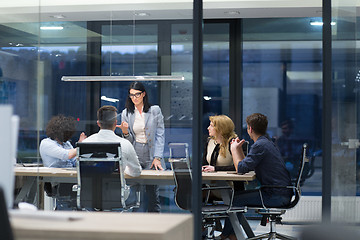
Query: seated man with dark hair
221 113 292 240
83 105 142 201
231 113 292 207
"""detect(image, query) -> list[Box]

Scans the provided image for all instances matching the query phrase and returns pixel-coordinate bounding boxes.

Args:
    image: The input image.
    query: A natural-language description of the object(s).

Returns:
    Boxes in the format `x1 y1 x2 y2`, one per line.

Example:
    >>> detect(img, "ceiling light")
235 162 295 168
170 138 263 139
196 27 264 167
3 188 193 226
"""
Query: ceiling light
61 75 185 82
50 14 66 19
310 21 336 26
40 26 64 30
134 12 150 17
101 96 119 103
224 11 240 15
203 96 212 101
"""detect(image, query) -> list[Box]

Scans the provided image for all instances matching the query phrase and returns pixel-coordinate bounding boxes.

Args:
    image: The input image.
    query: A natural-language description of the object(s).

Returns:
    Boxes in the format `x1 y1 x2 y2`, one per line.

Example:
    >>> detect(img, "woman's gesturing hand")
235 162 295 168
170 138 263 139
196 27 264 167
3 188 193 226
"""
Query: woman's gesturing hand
116 121 129 134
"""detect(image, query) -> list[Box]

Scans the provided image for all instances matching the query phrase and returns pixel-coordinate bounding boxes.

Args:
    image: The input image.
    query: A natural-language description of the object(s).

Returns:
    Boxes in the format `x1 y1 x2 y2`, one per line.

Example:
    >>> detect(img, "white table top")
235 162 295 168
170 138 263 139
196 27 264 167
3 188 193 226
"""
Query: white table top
14 167 256 181
10 210 193 240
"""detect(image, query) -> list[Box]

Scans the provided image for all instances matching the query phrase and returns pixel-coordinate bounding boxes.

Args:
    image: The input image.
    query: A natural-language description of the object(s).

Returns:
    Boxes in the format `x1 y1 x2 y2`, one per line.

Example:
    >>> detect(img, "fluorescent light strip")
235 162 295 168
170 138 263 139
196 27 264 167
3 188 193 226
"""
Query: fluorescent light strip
40 26 64 30
310 21 336 26
101 96 119 103
61 75 185 82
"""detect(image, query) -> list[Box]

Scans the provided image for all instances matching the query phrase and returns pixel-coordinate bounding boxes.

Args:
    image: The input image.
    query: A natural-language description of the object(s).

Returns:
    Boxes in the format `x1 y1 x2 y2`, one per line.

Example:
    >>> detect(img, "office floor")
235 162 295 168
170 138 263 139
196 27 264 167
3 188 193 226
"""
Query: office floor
213 220 360 240
248 220 303 238
210 219 303 240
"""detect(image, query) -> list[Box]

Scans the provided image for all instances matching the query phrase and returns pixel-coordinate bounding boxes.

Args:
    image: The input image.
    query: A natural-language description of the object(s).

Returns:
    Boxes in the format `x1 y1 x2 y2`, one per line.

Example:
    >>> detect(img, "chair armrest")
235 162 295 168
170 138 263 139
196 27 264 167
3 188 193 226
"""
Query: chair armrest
260 185 295 189
201 186 232 191
202 185 235 208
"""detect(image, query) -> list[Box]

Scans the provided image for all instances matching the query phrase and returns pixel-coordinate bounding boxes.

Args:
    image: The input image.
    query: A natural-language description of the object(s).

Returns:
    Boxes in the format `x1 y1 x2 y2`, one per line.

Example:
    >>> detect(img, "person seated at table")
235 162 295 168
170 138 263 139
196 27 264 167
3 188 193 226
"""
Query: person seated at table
40 115 86 168
83 105 142 178
202 115 237 173
221 113 293 240
39 115 87 210
201 115 244 235
83 105 142 203
202 115 245 194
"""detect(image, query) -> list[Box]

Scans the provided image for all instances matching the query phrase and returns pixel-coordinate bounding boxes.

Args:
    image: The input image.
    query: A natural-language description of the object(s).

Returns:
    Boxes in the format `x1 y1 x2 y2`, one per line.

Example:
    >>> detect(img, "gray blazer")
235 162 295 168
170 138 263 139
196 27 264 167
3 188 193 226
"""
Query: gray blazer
121 105 165 162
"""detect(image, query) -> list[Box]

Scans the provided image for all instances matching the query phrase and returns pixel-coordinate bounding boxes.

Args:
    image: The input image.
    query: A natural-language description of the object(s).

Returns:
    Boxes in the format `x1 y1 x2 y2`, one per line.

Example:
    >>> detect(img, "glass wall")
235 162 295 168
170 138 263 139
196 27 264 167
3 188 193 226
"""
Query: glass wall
0 20 88 164
202 22 230 134
8 2 195 214
331 0 359 223
242 18 323 196
8 0 360 227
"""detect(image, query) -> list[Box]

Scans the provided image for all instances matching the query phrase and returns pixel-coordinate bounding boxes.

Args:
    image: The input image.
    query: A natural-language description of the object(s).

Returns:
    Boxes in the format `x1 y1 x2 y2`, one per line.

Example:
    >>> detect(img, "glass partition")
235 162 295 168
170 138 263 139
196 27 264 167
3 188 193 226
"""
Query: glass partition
331 0 359 223
243 18 323 196
7 1 194 215
203 22 230 133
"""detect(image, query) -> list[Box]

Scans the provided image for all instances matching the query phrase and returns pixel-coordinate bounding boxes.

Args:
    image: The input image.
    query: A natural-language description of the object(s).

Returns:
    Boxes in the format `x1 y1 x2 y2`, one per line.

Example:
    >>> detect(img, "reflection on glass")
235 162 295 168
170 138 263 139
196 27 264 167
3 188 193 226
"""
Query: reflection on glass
243 18 323 196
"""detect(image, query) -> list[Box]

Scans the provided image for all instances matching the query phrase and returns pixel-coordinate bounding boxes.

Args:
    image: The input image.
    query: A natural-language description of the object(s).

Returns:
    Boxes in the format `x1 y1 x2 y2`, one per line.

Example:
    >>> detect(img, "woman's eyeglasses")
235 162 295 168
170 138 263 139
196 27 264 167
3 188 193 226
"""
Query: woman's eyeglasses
129 92 143 98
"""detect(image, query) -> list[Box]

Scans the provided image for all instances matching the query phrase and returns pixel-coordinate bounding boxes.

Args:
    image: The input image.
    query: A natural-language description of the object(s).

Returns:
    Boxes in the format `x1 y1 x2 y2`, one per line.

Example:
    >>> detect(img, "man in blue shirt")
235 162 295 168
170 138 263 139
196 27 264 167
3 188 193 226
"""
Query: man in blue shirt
231 113 293 207
221 113 292 239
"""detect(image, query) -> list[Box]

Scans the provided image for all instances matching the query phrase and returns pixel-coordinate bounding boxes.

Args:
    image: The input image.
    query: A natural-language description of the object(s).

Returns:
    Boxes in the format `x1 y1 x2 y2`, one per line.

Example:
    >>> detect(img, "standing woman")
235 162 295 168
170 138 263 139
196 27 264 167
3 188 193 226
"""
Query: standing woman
118 81 165 212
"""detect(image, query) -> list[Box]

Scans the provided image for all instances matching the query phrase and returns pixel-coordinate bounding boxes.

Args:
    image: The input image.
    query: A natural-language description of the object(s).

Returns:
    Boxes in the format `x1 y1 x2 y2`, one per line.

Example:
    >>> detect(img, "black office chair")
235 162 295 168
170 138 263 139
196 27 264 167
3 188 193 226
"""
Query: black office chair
247 143 308 240
0 187 13 240
75 142 140 211
168 143 246 239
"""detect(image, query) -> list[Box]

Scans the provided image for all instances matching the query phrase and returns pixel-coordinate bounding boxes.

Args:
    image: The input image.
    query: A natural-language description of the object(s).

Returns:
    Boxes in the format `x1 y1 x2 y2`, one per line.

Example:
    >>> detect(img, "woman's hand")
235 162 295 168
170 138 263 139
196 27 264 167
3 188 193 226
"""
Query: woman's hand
202 165 215 172
116 121 129 134
151 158 164 170
78 132 87 143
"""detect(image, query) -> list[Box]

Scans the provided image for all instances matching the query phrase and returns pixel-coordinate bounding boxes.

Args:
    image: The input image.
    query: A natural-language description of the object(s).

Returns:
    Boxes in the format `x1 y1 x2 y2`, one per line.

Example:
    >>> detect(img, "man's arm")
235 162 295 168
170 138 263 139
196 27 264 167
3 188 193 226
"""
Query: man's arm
230 138 246 172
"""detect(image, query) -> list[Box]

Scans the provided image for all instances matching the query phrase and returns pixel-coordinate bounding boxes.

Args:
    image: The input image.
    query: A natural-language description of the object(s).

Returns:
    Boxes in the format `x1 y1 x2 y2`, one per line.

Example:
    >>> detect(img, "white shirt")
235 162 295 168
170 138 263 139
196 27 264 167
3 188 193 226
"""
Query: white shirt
40 138 75 168
83 129 142 177
133 107 147 143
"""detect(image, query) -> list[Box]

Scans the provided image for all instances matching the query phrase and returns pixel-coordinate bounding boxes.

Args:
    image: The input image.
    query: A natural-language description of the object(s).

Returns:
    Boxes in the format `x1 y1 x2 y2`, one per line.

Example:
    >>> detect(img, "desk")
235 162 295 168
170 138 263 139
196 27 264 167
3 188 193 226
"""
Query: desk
10 211 193 240
15 167 255 183
14 167 256 239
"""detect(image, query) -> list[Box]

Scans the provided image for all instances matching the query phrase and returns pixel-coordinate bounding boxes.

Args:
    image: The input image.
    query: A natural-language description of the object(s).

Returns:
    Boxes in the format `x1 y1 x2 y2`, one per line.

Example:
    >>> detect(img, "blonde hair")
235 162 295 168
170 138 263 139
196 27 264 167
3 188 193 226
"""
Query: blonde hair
209 115 237 157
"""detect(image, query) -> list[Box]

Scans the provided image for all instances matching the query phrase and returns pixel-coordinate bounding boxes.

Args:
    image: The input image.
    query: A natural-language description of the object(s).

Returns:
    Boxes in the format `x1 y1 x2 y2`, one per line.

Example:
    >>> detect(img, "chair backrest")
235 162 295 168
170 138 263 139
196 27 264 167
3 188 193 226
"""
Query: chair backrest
287 143 308 208
0 187 13 240
168 143 192 211
76 142 127 210
242 141 249 156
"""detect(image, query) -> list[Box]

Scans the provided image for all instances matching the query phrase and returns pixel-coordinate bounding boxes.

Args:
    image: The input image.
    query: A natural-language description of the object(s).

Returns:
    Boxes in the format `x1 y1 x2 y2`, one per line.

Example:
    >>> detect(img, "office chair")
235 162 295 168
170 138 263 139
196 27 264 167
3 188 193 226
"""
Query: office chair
0 187 13 240
168 143 246 239
75 142 140 211
247 143 308 240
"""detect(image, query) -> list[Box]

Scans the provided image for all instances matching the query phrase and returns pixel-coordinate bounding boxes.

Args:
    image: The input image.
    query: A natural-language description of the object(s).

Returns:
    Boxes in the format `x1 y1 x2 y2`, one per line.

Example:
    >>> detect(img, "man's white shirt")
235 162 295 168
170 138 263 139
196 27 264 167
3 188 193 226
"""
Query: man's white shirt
82 129 142 177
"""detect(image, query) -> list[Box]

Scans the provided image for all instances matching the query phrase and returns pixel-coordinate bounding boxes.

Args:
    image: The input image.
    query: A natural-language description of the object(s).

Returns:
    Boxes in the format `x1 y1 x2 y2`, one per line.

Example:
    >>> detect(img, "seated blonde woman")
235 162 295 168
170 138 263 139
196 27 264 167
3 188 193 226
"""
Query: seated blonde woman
202 115 245 195
202 115 238 172
201 115 244 237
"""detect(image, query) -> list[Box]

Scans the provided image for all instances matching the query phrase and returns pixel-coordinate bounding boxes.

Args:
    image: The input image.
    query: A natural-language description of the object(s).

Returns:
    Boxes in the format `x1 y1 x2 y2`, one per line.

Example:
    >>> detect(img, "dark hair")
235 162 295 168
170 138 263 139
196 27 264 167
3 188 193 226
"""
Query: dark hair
125 81 151 114
97 105 118 129
246 113 268 135
46 115 76 143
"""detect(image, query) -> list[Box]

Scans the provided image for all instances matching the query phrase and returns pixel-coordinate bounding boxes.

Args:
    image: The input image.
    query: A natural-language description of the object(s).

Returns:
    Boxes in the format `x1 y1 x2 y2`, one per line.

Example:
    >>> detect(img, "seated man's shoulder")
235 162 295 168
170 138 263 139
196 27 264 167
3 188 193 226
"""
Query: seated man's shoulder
118 137 133 147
